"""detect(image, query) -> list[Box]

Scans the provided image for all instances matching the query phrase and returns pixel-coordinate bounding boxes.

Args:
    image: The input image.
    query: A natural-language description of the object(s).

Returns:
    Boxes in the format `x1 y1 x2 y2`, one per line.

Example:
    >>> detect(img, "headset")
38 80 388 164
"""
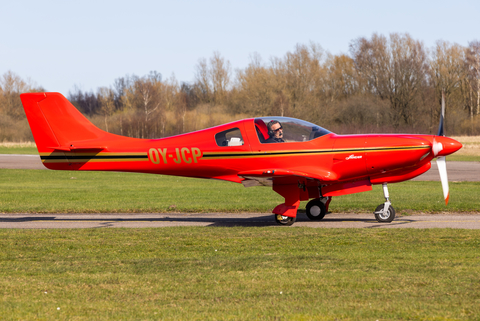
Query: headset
267 120 282 137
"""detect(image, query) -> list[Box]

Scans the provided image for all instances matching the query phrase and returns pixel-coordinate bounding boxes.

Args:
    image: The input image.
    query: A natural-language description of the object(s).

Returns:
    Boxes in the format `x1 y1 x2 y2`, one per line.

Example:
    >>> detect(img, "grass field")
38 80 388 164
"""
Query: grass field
1 140 479 320
0 142 37 155
1 169 480 214
1 228 479 320
449 136 480 161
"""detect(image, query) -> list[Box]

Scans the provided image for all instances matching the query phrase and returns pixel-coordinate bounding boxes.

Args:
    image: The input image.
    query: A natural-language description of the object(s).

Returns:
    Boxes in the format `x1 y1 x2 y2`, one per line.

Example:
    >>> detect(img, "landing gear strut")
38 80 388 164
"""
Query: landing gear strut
374 183 395 223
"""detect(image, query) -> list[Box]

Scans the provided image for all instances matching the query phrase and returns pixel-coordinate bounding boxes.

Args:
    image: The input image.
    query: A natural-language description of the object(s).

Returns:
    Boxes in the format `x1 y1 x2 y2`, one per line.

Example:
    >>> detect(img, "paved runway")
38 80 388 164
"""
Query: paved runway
410 161 480 182
1 212 480 229
0 154 45 170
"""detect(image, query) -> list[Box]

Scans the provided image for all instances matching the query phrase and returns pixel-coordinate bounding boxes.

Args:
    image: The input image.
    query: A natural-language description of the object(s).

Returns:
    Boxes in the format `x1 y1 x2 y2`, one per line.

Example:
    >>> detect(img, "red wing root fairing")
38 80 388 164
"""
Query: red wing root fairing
21 92 462 226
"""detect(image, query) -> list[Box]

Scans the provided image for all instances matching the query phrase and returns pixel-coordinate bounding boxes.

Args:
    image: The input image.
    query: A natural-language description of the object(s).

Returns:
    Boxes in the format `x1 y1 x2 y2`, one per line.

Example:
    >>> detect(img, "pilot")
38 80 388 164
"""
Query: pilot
265 120 285 143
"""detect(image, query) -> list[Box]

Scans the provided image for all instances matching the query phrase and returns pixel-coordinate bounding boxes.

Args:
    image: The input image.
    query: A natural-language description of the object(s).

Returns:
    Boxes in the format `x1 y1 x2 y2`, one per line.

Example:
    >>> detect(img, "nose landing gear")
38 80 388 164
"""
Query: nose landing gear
374 183 396 222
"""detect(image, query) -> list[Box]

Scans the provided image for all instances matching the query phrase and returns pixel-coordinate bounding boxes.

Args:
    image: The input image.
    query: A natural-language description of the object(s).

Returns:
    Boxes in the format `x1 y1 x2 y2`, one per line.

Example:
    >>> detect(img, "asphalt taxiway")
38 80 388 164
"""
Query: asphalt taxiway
1 213 480 229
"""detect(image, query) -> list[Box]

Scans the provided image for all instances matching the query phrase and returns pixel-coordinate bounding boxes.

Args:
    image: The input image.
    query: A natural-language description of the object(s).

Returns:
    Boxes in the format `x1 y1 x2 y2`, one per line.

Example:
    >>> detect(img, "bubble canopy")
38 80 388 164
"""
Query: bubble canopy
254 117 332 143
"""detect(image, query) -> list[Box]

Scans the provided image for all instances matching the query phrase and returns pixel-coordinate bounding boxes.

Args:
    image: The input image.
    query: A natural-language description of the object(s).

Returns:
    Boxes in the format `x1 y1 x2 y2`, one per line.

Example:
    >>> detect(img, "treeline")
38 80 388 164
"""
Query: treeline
0 71 45 141
1 33 480 142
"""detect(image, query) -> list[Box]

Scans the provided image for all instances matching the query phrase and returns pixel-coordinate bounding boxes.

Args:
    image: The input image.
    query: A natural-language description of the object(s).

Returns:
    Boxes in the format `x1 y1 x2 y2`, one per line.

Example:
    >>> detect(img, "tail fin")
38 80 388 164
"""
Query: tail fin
20 92 112 153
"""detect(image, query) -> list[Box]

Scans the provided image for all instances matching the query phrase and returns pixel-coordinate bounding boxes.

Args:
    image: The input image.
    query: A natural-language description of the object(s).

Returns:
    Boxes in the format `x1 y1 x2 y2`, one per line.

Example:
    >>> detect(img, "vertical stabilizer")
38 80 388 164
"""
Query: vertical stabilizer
20 92 111 153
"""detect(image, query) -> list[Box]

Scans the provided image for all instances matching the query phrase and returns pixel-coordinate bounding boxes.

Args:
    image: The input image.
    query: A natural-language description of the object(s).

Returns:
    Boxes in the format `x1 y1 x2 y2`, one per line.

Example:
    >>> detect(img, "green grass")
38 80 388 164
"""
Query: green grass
447 154 480 162
0 228 479 320
1 169 480 214
0 146 38 155
0 169 282 213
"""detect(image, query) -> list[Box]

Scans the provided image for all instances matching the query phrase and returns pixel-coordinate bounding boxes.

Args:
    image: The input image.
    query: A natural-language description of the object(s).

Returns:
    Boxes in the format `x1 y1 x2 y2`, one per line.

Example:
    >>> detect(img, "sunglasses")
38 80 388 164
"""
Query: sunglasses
273 126 283 132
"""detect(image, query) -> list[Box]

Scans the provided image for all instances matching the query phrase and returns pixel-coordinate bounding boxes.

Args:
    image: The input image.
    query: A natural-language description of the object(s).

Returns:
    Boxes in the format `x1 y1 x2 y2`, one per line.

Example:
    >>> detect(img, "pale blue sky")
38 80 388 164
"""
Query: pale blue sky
1 0 479 95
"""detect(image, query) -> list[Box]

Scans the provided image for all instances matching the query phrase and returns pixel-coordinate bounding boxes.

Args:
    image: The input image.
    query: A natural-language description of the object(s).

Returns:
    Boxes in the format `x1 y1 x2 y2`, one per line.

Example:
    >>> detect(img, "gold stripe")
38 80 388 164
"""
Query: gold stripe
40 146 430 162
203 146 430 160
40 152 147 156
203 151 336 160
42 158 148 163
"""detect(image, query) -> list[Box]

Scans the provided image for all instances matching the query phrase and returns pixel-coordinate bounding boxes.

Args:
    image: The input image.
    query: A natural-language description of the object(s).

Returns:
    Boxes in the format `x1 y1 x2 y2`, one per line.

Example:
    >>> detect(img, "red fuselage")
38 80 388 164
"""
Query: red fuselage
21 93 462 220
38 118 461 192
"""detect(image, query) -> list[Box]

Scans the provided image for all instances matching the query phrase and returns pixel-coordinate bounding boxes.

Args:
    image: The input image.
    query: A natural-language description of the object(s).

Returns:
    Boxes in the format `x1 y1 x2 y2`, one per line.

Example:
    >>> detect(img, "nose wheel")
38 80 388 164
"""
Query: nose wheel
374 204 395 222
374 183 396 223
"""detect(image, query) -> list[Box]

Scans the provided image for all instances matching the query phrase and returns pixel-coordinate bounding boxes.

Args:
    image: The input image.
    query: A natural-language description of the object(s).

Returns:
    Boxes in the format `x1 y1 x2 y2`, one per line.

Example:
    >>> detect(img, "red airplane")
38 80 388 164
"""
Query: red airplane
20 92 462 226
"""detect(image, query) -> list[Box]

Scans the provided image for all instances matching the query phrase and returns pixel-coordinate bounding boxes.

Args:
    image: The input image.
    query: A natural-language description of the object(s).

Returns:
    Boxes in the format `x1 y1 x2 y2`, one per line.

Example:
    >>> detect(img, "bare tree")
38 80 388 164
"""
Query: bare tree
351 33 429 127
193 52 231 107
234 52 279 115
0 71 39 120
466 41 480 117
0 71 44 141
350 34 391 99
279 43 326 117
97 87 115 132
429 40 467 120
209 51 231 105
124 72 164 138
194 57 211 104
324 53 359 102
68 86 100 116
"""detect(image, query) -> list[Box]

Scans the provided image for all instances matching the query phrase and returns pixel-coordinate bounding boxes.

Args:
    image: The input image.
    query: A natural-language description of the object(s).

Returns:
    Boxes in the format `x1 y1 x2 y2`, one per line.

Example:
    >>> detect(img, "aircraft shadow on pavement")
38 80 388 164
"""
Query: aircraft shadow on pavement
0 213 389 227
0 215 278 227
364 218 415 228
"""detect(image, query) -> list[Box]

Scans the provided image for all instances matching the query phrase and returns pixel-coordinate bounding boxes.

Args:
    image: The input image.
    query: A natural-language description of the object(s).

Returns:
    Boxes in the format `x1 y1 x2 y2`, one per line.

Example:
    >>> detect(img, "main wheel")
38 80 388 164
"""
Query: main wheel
374 204 396 223
306 199 326 220
275 214 296 226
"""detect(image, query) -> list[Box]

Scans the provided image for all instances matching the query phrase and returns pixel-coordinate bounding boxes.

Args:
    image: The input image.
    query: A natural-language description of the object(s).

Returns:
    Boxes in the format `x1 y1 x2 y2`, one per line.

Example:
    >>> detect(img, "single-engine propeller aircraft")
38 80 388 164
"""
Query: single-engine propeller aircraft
20 92 462 225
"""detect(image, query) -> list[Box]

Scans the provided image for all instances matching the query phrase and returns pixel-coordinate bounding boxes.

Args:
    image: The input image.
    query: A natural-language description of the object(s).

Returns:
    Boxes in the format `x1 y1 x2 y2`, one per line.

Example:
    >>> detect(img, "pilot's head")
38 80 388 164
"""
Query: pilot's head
267 120 283 139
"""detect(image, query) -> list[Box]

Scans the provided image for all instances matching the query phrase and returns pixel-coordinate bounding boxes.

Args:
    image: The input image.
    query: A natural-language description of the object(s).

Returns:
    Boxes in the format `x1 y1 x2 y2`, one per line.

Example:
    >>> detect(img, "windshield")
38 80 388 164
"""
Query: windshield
254 117 332 143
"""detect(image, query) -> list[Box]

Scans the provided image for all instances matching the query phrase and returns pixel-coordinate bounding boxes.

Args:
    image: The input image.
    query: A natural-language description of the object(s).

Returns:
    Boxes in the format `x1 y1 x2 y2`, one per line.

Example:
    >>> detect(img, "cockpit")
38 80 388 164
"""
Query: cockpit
254 117 331 143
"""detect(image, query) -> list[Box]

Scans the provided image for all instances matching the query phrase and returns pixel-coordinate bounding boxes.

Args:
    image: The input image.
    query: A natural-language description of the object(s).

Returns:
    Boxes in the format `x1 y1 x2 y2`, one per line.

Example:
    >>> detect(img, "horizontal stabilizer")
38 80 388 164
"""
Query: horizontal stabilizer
48 145 106 152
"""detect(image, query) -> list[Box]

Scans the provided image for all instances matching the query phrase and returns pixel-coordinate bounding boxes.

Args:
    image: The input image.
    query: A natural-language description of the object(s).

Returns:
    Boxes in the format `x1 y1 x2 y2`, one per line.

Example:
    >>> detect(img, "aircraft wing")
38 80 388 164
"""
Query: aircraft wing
238 167 338 187
238 167 372 197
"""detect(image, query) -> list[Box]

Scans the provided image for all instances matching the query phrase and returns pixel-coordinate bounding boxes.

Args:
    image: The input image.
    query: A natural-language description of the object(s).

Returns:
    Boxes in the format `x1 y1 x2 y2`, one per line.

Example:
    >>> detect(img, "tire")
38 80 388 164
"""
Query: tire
374 204 396 223
275 214 296 226
306 199 326 220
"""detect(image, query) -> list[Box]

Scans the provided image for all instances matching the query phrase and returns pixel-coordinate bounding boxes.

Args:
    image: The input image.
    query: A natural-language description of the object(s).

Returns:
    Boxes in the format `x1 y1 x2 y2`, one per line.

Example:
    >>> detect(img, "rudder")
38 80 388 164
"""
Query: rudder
20 92 111 153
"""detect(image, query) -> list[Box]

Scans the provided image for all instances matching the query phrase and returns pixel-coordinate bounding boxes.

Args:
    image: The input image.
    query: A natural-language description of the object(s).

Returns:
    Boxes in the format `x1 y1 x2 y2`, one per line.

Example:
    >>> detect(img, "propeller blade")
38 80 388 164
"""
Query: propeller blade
436 156 449 205
437 90 445 136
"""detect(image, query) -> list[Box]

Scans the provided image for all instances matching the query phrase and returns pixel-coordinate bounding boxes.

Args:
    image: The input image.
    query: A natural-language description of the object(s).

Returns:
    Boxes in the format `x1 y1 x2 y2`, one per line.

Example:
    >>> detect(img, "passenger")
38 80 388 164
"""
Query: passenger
265 120 285 143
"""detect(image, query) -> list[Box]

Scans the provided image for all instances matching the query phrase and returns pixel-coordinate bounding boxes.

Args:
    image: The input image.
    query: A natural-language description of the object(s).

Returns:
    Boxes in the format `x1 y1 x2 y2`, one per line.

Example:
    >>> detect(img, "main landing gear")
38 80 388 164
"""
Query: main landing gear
272 182 396 225
305 197 329 220
276 197 331 225
374 183 396 223
274 214 296 226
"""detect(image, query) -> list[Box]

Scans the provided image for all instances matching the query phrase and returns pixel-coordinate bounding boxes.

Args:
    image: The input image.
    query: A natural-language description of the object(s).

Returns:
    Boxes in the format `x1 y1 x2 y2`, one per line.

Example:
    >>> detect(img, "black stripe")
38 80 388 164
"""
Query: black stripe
41 155 148 160
202 150 330 158
364 146 428 151
203 146 428 159
40 146 428 161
